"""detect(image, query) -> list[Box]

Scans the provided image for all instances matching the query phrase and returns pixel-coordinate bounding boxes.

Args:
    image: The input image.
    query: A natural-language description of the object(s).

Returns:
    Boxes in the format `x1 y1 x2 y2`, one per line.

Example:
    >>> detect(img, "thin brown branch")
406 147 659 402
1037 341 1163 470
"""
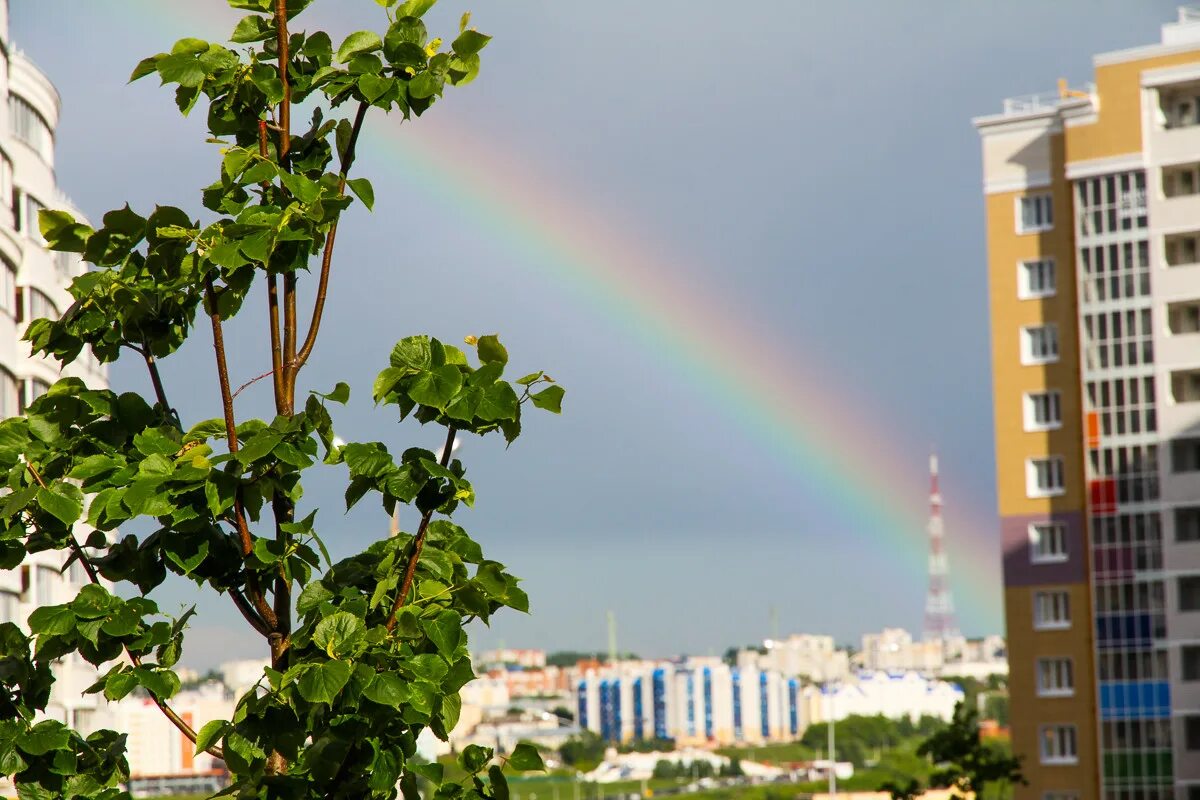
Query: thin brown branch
290 101 369 383
232 367 278 400
274 0 291 168
259 119 286 412
24 462 224 760
203 277 278 630
282 272 297 414
385 426 457 633
231 588 272 637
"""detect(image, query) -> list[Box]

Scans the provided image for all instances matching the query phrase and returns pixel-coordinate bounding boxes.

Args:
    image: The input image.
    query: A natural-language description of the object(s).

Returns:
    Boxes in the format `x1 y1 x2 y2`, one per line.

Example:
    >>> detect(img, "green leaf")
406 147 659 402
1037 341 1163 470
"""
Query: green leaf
409 72 441 100
36 483 84 526
489 765 510 800
409 365 463 409
363 672 410 707
312 611 365 658
337 31 383 63
27 606 75 636
508 742 546 772
195 719 229 754
407 653 449 683
530 385 565 414
452 29 491 56
422 609 463 655
70 584 117 619
296 659 352 704
397 0 438 17
347 178 375 211
478 382 519 421
17 721 70 756
318 381 351 404
476 334 508 366
460 744 492 774
156 53 206 88
391 336 432 372
103 670 140 701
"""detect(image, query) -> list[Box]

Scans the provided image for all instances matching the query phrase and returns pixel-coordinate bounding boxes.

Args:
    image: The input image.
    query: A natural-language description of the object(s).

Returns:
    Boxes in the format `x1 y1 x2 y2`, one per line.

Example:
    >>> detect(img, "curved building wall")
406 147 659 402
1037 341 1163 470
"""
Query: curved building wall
0 0 110 736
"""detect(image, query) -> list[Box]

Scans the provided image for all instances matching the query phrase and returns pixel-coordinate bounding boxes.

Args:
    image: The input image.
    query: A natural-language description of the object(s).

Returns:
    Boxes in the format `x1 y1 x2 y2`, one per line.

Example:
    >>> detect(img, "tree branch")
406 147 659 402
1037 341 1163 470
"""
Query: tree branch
203 277 278 630
259 119 286 412
290 101 369 386
23 463 224 760
385 426 457 632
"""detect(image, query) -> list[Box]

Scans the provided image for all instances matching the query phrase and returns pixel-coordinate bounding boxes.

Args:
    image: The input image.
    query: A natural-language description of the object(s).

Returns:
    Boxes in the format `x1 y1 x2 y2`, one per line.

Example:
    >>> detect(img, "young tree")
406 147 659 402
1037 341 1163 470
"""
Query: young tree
0 1 562 797
918 702 1023 799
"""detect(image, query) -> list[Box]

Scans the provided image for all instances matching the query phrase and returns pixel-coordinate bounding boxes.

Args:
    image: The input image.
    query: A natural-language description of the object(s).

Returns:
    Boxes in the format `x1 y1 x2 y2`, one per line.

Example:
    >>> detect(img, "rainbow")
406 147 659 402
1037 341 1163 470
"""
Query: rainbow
116 2 1002 631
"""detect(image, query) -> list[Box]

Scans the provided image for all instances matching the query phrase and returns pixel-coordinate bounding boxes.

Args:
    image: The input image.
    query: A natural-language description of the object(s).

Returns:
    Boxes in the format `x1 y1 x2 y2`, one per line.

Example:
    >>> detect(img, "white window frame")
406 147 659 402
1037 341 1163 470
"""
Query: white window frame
1035 657 1075 697
1029 522 1068 564
1023 390 1063 432
1039 724 1078 765
1021 324 1059 365
1033 590 1071 630
1018 257 1057 299
1026 456 1066 499
1017 194 1054 234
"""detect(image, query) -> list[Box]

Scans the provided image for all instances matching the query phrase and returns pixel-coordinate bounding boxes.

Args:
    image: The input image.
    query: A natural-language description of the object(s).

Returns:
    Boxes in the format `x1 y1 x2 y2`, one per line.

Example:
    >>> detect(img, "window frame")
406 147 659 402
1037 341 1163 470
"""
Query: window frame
1023 390 1063 432
1182 644 1200 682
1018 257 1057 299
1016 194 1054 234
1035 657 1075 697
1029 522 1068 564
1026 456 1066 499
1038 724 1078 765
1021 324 1060 365
1180 575 1200 613
1033 590 1072 630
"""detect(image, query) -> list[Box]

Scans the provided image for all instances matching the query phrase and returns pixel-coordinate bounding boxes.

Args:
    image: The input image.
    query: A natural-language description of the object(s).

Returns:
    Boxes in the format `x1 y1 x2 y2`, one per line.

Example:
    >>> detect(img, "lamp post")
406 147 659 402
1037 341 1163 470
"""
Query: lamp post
826 682 836 798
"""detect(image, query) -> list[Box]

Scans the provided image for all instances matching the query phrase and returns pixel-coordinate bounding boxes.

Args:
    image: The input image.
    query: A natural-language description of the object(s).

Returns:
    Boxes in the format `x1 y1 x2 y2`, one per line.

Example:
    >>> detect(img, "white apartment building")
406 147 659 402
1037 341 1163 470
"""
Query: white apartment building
0 0 109 737
575 658 804 746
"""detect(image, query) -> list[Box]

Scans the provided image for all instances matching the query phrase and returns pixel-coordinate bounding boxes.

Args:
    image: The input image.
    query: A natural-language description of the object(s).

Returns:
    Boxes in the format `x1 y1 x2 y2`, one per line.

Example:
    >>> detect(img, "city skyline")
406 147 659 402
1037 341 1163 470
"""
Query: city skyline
7 1 1183 666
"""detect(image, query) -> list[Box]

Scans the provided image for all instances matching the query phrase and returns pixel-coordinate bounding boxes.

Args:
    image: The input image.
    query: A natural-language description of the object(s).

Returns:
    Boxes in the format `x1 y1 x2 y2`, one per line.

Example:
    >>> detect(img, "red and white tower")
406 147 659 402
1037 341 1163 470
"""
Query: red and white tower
923 452 960 641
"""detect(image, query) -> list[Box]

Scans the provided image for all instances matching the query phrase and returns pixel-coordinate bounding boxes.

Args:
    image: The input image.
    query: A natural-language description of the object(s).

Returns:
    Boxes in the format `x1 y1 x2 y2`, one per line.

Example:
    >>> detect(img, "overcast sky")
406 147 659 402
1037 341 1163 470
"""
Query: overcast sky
9 1 1183 667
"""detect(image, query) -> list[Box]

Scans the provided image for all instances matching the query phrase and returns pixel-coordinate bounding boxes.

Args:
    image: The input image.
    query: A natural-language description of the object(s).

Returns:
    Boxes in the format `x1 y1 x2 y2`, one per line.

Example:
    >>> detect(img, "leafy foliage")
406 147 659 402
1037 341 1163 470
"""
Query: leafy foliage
2 1 561 798
916 702 1023 799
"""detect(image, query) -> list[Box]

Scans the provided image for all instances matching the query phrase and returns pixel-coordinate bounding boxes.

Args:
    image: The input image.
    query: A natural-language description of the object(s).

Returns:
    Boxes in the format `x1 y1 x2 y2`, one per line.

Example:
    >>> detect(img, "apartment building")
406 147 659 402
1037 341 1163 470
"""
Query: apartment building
0 0 108 737
975 7 1200 799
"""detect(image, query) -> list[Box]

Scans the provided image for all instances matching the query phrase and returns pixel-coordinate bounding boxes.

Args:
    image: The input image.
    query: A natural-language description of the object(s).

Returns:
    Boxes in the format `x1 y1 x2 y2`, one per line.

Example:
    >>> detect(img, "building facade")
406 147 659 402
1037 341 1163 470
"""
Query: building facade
976 8 1200 800
0 0 108 739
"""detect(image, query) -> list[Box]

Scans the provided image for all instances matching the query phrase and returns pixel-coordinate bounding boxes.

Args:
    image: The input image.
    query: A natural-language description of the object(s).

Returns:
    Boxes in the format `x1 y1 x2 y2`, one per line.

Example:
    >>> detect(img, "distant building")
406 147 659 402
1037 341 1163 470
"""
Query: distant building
812 672 964 724
856 629 1007 679
575 658 804 746
738 634 851 682
478 648 546 669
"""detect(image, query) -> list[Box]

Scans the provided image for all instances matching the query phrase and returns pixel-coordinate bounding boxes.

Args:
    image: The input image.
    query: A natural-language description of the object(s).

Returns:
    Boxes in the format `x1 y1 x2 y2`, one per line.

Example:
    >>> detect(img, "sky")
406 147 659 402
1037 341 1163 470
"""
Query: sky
8 1 1184 668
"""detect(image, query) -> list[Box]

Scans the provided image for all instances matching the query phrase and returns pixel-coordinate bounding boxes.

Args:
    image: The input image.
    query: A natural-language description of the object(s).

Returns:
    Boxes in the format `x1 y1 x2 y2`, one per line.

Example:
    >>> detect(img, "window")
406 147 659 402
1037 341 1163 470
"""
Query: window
1018 195 1053 233
23 193 45 244
1036 658 1074 696
27 289 58 322
1172 369 1200 403
1039 724 1077 763
67 559 86 586
1034 590 1071 629
8 95 53 163
0 368 18 419
1172 438 1200 473
1183 645 1200 681
1178 506 1200 542
0 258 14 318
1019 258 1056 298
1042 794 1079 800
1030 523 1068 563
1024 391 1062 431
1021 324 1059 365
1170 300 1200 335
0 589 15 625
1166 232 1200 266
1164 162 1200 197
1027 457 1065 498
34 565 56 607
1187 715 1200 751
18 378 50 415
1181 575 1200 612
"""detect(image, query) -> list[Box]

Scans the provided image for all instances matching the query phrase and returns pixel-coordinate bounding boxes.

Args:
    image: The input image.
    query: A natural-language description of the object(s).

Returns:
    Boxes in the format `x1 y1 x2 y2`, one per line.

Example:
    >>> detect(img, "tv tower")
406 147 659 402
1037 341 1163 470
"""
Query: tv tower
923 452 959 641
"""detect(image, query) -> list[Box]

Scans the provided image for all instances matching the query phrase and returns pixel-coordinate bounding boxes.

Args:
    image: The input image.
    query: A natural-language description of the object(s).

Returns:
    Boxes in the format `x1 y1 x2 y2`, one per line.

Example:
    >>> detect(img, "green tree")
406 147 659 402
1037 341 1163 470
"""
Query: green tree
918 702 1024 799
878 777 921 800
0 1 562 798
